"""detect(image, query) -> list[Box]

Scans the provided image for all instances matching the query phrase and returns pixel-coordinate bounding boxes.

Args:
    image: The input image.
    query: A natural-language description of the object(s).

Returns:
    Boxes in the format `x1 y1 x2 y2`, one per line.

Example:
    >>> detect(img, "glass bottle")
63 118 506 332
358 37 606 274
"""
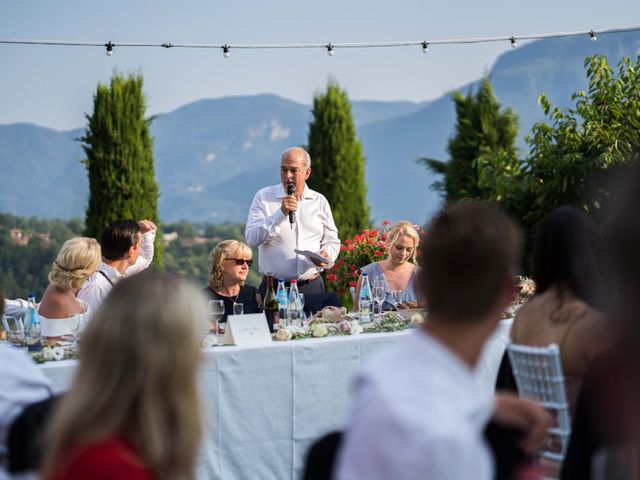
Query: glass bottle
359 273 373 322
287 280 302 327
263 274 280 332
24 292 36 332
26 293 42 352
276 279 288 327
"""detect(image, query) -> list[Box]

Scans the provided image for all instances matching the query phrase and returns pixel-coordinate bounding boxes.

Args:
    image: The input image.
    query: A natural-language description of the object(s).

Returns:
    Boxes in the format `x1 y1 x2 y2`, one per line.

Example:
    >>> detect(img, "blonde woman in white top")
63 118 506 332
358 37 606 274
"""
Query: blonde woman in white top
38 237 101 343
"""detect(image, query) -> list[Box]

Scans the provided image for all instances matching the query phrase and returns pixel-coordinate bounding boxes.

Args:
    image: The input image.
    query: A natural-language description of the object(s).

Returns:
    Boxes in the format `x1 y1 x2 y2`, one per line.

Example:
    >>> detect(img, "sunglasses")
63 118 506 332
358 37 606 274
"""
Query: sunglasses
228 258 253 267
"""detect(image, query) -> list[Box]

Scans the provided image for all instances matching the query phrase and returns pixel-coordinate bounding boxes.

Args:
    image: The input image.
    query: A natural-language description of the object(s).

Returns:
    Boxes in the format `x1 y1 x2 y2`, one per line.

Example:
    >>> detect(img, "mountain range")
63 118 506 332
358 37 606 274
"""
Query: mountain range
2 31 639 226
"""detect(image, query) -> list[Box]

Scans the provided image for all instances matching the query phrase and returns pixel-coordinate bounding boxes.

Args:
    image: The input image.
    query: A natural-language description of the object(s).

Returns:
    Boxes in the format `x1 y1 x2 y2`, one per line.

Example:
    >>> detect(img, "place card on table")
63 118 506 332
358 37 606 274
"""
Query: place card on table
221 313 272 346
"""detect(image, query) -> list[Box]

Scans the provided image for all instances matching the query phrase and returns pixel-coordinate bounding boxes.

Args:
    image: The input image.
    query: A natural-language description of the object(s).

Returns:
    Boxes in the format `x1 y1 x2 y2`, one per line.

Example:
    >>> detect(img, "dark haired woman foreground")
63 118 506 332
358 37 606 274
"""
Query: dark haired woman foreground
510 206 609 412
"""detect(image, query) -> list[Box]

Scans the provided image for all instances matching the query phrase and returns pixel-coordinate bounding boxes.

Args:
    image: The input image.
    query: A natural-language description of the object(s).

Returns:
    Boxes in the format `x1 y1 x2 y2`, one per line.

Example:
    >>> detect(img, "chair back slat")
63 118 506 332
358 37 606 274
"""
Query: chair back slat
506 343 571 464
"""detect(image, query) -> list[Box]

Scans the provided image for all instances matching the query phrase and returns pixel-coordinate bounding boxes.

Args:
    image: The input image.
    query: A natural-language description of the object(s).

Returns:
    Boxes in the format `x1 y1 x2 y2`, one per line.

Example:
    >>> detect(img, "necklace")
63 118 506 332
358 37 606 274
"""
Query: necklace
216 286 241 303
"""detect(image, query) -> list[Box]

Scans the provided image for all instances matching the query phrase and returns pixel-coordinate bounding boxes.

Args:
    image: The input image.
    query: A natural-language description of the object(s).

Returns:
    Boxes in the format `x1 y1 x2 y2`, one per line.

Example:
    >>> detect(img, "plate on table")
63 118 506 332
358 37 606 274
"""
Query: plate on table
393 308 428 323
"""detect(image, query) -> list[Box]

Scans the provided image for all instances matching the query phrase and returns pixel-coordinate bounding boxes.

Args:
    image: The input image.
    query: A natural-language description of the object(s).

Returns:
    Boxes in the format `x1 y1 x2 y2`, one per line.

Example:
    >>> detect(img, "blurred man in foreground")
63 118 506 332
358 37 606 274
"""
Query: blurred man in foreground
335 202 548 480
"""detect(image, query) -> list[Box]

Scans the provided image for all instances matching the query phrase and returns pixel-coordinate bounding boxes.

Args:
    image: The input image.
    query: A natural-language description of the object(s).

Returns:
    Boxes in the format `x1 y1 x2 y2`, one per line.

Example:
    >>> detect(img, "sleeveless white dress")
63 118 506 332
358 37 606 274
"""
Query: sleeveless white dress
38 300 91 346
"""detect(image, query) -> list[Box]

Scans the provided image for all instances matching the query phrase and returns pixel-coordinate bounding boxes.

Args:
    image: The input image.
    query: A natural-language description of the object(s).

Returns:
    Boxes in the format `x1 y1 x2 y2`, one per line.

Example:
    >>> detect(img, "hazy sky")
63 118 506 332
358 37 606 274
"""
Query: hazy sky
1 0 638 130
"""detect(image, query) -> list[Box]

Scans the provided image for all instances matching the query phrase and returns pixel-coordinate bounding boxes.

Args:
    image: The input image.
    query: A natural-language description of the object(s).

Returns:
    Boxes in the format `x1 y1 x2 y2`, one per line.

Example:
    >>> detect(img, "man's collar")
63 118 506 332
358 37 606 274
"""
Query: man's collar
100 260 124 278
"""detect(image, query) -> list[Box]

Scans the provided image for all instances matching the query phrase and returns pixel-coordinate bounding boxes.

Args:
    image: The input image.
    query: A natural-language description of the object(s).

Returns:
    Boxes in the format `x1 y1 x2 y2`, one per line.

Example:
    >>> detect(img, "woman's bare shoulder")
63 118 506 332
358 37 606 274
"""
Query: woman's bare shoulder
38 287 79 319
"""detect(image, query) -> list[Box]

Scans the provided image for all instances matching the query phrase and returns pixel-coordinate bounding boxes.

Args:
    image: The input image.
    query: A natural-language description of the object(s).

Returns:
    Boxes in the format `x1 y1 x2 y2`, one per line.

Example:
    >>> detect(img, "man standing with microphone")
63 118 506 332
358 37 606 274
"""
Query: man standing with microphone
245 147 340 296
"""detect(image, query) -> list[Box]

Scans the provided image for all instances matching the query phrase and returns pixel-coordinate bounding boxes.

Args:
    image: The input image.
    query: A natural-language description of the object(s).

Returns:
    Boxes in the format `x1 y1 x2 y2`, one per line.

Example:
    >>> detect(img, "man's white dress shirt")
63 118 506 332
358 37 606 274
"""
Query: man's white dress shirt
2 299 28 319
77 230 156 313
245 183 340 281
335 329 495 480
0 345 52 478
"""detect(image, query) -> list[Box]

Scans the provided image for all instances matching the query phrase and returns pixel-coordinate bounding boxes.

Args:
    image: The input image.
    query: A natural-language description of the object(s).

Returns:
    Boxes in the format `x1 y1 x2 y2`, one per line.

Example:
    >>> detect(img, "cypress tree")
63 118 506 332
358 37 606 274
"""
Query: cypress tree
82 72 162 267
420 78 518 203
307 80 370 239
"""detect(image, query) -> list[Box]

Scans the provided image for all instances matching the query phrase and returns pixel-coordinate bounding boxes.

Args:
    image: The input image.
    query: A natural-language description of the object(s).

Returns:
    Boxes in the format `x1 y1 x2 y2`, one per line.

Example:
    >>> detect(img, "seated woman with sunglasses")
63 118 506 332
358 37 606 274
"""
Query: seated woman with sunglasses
202 240 262 323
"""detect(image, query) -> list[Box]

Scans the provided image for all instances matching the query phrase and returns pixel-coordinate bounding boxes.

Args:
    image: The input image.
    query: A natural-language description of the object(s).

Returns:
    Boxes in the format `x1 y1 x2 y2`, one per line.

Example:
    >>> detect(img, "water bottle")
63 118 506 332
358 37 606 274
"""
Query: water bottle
24 292 36 332
26 294 42 352
287 280 302 327
276 279 288 328
359 273 373 322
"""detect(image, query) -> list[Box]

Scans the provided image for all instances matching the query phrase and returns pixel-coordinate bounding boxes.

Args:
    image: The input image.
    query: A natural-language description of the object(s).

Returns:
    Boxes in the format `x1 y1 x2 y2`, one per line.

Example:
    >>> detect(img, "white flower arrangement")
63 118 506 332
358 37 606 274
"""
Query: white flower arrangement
32 346 71 364
201 334 219 348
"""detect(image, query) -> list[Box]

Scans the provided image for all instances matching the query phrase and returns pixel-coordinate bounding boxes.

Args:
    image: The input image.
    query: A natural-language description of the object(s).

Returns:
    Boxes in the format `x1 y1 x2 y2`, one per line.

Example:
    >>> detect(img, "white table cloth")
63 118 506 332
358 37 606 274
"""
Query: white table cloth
39 323 512 480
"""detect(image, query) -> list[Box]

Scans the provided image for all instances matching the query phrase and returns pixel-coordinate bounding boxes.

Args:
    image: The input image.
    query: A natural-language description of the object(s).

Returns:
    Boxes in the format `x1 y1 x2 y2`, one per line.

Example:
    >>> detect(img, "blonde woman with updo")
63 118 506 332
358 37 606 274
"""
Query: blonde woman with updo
38 237 101 343
202 239 261 324
355 221 422 311
42 272 207 480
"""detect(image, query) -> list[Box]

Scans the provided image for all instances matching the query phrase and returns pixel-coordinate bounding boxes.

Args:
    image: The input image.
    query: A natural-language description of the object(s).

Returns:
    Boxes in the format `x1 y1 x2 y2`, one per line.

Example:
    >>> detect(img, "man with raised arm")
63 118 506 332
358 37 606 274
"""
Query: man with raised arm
78 219 156 313
245 147 340 295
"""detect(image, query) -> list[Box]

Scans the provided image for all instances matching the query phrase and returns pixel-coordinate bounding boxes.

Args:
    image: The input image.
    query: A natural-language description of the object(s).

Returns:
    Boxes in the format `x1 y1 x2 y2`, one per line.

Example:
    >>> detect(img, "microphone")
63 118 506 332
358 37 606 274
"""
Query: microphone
287 182 296 226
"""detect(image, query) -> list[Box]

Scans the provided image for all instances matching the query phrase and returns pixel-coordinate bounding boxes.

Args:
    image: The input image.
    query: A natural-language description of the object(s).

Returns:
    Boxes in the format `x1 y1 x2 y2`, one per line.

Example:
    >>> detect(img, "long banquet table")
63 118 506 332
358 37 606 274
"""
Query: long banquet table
39 320 512 480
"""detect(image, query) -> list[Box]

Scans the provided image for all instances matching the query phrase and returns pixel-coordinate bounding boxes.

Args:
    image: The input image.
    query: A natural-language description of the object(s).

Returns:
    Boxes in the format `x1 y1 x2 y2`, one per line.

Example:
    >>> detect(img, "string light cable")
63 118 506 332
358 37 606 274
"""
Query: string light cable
0 25 638 56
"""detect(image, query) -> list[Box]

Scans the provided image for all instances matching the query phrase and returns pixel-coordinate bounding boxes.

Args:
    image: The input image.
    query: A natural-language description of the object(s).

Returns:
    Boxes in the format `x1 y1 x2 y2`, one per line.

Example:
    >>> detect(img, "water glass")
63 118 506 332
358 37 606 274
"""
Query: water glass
7 331 26 351
233 302 244 316
391 290 403 309
208 300 225 335
373 286 385 319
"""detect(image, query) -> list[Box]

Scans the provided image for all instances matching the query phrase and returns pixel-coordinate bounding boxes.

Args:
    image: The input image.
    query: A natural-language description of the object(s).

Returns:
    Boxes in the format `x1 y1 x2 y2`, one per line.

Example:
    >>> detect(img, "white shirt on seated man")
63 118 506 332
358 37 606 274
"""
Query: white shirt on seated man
78 219 156 313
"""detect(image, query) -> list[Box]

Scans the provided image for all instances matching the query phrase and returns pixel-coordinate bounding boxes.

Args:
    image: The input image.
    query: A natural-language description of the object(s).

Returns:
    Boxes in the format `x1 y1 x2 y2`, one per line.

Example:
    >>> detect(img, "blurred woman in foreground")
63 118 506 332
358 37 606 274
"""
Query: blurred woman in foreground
41 272 208 480
562 166 640 479
38 237 101 343
510 206 609 412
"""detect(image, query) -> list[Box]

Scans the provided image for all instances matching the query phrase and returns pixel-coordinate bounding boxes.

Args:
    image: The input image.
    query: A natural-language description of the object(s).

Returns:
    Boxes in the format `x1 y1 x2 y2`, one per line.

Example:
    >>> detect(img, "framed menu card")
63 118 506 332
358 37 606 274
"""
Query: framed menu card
221 313 272 346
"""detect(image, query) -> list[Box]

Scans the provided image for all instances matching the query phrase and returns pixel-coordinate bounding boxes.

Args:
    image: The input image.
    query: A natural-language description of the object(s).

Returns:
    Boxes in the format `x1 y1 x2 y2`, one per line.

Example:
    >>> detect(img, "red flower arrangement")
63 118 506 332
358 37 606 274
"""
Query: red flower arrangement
326 220 423 296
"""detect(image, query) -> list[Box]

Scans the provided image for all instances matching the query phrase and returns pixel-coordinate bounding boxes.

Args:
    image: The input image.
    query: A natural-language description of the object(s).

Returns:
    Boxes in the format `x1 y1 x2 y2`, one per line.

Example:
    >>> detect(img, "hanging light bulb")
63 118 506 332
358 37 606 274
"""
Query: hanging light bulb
590 30 598 42
105 41 114 56
222 44 230 58
510 36 517 48
422 41 429 53
326 43 334 56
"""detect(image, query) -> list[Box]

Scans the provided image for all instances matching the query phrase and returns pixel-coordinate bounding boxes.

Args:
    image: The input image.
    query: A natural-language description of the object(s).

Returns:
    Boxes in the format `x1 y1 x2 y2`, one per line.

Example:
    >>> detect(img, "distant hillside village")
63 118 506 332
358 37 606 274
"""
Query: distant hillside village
8 229 51 247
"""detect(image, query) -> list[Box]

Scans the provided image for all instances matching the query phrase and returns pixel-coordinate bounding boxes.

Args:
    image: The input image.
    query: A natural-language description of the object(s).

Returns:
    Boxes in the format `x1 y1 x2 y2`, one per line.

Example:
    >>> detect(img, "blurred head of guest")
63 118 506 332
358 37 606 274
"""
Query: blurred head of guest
48 237 102 293
420 202 521 336
207 239 253 290
385 221 420 265
531 206 608 311
510 206 609 415
41 272 208 480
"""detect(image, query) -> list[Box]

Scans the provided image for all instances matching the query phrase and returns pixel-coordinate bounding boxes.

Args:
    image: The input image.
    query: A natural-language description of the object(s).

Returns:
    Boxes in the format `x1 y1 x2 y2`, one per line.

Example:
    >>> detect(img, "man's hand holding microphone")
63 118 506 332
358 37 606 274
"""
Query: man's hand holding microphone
281 182 328 267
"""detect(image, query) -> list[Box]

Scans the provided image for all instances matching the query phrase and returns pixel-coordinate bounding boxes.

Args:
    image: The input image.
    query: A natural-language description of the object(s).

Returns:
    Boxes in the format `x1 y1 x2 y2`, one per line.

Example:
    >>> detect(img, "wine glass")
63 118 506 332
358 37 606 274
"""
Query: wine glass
373 286 385 320
5 317 26 352
298 293 306 323
391 290 403 310
233 302 244 316
208 300 225 335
